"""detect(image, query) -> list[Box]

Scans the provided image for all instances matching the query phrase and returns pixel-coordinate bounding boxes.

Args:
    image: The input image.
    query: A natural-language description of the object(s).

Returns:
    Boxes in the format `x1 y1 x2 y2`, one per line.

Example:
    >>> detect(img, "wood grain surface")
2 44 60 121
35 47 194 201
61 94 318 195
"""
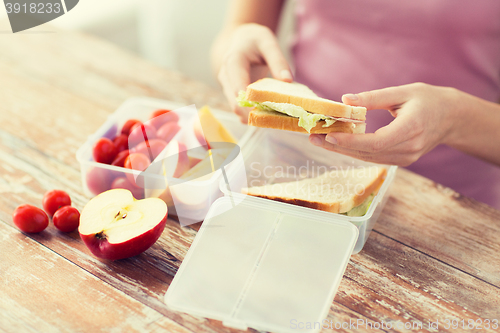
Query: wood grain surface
0 21 499 333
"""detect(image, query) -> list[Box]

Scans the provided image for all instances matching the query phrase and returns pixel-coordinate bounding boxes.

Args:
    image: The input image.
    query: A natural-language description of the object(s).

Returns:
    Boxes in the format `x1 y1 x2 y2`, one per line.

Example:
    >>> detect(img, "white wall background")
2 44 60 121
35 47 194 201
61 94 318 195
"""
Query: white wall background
5 0 295 88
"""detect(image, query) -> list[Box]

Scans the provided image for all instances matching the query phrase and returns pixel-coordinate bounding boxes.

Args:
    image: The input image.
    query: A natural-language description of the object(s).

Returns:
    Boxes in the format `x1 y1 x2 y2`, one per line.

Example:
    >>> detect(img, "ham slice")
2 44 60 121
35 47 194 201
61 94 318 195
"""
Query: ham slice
324 115 365 124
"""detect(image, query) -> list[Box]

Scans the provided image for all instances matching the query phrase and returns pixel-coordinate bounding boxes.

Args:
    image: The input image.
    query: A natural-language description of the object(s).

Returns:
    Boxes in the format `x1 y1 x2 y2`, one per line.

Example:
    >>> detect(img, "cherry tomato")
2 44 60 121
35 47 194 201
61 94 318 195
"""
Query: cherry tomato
111 177 145 199
161 111 179 123
133 139 167 161
93 138 118 164
128 123 157 147
124 153 151 171
149 110 179 129
150 109 171 119
53 206 80 233
13 205 49 233
121 119 141 136
124 153 151 188
157 122 180 143
113 134 129 152
42 189 71 217
111 149 130 167
86 167 115 195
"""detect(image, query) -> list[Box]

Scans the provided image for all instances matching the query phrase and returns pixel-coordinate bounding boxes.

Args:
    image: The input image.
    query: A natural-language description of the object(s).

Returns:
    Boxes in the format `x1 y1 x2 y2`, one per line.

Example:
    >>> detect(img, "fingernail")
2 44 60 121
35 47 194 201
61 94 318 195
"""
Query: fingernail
280 69 293 81
343 93 358 101
309 135 322 146
325 136 338 145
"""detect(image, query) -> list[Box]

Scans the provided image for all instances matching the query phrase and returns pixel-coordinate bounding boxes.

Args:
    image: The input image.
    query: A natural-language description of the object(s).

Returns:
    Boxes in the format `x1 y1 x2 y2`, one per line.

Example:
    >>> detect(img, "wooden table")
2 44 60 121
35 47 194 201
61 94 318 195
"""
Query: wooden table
1 23 499 333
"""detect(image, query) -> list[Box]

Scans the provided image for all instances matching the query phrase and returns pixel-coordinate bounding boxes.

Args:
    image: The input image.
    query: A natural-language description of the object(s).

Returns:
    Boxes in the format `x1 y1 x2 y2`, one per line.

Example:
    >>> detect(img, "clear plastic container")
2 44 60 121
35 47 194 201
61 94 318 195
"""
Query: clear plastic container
220 129 397 254
165 195 359 333
76 97 254 224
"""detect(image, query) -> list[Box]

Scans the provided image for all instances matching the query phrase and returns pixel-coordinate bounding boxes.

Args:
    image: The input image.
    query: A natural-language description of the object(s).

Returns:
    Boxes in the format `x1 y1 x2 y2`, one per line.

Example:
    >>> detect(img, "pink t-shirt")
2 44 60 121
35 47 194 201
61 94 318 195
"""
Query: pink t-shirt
291 0 500 209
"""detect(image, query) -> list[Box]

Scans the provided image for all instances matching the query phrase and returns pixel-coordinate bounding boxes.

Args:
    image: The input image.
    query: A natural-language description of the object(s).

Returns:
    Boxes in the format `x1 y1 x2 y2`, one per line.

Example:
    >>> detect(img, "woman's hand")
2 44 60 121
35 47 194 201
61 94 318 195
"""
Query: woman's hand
215 23 293 122
309 83 461 166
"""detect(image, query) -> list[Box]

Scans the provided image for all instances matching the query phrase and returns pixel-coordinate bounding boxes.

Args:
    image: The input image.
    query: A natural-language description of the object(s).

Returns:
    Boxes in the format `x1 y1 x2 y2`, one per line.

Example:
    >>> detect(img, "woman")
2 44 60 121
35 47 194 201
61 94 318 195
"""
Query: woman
212 0 500 209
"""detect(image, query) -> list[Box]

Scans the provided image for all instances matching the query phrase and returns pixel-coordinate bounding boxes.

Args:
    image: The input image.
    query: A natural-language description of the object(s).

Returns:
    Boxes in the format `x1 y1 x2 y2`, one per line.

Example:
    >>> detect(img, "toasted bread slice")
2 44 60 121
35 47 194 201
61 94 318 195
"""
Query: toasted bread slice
245 78 366 120
249 109 366 134
242 166 387 214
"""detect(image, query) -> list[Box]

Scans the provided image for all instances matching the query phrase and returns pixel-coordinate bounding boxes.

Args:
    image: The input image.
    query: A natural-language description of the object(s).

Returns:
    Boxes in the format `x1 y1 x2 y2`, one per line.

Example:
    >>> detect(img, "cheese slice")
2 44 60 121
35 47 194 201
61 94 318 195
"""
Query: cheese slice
198 106 237 145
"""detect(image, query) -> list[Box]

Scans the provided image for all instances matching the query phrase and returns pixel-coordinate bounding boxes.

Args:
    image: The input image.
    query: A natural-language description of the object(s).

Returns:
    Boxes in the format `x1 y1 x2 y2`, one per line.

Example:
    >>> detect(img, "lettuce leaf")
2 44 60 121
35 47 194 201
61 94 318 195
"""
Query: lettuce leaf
237 91 336 133
345 193 375 217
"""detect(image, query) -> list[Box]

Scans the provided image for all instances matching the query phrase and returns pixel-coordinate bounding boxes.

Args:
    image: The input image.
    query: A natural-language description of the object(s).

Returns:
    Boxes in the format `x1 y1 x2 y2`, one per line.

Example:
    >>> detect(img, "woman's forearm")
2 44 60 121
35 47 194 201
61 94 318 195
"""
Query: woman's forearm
445 89 500 166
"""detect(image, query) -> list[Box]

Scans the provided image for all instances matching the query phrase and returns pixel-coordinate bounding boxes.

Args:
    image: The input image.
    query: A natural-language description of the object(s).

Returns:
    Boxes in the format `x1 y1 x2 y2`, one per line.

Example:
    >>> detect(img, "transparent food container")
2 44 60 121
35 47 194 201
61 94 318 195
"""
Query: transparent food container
165 195 359 333
76 97 254 224
220 128 397 254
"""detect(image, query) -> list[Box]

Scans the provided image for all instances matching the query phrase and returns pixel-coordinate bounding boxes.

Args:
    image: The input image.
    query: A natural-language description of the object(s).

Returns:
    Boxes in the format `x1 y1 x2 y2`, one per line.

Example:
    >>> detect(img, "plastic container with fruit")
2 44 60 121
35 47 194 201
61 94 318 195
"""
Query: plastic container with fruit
76 97 254 224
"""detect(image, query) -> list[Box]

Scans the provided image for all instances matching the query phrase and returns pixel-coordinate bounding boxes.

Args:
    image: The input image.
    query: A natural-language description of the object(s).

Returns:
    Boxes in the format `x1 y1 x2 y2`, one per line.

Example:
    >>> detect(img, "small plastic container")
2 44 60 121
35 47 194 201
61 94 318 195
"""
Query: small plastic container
76 97 254 224
220 129 397 254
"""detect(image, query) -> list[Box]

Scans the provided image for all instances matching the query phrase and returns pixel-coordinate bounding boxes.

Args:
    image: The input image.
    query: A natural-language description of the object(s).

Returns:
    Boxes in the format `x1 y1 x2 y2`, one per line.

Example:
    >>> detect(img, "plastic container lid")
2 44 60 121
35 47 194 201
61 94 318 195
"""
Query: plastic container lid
165 195 359 333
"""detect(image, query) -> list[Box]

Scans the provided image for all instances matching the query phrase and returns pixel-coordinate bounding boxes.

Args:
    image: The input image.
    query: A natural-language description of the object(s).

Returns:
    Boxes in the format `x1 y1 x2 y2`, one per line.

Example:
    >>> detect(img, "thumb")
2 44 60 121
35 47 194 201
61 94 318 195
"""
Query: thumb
342 86 410 110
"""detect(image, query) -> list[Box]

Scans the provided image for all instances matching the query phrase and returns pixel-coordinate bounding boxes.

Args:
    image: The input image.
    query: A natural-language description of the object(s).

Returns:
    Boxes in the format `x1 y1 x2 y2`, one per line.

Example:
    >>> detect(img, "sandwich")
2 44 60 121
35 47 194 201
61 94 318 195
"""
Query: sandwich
242 166 386 216
237 78 366 134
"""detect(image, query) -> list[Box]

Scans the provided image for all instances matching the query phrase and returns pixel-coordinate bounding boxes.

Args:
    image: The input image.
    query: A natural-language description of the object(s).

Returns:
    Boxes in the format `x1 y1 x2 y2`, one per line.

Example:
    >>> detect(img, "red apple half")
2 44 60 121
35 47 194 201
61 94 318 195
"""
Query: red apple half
79 189 167 260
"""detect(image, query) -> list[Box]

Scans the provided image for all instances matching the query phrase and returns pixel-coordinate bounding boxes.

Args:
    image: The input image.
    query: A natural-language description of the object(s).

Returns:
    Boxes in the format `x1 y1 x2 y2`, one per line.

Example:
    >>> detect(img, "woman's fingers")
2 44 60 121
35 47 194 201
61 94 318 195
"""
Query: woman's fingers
342 85 412 111
309 108 427 165
309 133 420 166
216 23 292 122
326 112 418 152
224 55 251 96
309 83 461 166
255 26 293 82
